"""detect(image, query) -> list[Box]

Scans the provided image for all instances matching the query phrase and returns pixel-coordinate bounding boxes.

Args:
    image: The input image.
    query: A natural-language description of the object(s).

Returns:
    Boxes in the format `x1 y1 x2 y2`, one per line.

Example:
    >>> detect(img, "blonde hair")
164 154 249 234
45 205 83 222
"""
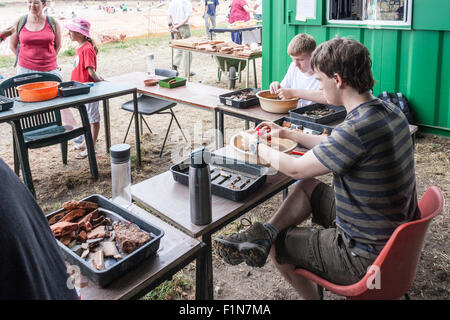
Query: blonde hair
287 33 316 56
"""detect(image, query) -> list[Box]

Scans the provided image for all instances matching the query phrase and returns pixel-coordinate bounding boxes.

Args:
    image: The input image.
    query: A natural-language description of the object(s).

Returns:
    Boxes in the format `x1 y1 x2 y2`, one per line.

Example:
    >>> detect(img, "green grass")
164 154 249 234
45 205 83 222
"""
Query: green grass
60 46 76 57
0 56 15 68
142 273 193 300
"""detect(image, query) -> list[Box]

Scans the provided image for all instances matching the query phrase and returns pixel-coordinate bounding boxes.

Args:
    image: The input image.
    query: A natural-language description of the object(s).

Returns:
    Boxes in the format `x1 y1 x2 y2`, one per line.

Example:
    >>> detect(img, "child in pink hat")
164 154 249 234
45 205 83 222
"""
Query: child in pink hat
65 17 104 159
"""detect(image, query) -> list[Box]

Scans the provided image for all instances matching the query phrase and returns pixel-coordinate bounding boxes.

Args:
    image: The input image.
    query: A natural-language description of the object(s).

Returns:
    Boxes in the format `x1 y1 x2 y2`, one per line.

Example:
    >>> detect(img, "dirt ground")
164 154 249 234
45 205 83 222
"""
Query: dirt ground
0 1 448 301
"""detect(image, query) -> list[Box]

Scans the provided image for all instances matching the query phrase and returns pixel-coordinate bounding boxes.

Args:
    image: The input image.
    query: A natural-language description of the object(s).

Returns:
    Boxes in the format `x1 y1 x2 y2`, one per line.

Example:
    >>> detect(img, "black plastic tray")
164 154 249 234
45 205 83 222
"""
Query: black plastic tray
274 117 335 135
0 95 14 112
46 194 164 287
289 104 346 124
58 81 91 97
170 154 269 202
219 88 260 108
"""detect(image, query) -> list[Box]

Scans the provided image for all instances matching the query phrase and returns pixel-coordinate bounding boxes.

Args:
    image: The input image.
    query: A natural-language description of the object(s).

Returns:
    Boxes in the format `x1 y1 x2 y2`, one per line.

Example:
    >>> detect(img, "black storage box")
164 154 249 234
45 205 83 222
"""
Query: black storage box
274 117 335 135
46 194 164 287
170 154 269 202
289 104 346 124
58 81 91 97
219 88 260 108
0 95 14 112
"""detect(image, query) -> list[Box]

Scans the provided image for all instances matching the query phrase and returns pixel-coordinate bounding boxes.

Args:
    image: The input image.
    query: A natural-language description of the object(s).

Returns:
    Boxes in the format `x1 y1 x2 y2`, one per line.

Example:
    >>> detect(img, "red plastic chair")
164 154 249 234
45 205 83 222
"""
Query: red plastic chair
294 186 444 300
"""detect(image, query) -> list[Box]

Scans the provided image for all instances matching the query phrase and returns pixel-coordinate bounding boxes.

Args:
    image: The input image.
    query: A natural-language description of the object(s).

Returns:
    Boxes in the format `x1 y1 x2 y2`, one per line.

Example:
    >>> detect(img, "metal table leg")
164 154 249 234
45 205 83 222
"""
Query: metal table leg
133 91 141 166
253 58 258 88
195 233 214 300
103 99 111 153
246 58 250 88
219 110 224 148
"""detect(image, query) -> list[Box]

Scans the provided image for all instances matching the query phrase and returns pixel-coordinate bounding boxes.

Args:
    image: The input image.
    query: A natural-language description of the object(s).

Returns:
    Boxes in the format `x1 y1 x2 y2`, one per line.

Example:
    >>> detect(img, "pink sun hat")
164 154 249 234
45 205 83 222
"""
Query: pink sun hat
65 17 91 38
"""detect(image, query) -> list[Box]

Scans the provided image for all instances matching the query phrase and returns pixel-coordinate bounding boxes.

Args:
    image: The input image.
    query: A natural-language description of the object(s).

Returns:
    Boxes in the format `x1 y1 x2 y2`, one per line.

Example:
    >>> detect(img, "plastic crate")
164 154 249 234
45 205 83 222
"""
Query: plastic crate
289 104 346 124
274 117 334 135
0 95 14 112
158 77 187 89
58 81 91 97
219 88 259 108
46 194 164 287
170 154 269 202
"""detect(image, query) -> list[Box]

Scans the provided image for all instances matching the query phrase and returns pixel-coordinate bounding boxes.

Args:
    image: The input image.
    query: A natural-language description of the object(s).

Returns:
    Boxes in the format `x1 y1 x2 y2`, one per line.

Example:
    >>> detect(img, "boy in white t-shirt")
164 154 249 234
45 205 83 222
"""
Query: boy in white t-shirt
270 33 327 107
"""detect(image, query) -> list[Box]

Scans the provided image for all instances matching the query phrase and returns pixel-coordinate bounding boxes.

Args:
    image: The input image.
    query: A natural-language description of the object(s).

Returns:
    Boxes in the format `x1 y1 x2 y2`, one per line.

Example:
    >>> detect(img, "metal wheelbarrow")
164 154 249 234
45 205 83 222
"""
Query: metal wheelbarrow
215 56 247 89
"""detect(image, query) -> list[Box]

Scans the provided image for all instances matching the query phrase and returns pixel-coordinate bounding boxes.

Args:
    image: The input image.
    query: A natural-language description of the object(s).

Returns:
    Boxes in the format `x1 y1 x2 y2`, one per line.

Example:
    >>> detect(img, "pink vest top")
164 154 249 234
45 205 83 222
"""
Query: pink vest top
18 18 58 71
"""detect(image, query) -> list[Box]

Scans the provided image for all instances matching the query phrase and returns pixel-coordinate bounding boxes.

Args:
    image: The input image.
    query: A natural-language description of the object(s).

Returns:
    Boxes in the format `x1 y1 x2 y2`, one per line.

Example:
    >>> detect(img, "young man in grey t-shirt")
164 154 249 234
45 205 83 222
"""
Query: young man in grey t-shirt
214 38 418 299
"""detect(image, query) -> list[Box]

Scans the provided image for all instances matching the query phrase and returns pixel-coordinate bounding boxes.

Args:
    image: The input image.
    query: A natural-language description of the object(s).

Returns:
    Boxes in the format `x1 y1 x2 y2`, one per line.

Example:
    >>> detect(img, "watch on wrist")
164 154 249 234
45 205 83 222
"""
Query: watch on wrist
250 140 260 155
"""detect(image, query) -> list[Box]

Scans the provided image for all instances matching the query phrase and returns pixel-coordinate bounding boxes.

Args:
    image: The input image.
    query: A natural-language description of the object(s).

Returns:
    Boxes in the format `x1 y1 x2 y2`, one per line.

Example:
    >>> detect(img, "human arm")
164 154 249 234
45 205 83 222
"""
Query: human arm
53 20 62 54
87 67 104 82
275 88 328 104
9 18 20 54
240 130 330 180
0 26 14 42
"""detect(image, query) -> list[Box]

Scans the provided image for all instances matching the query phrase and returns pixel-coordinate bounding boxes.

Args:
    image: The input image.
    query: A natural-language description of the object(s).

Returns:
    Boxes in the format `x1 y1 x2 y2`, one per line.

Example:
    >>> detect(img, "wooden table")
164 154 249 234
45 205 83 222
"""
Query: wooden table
216 103 420 147
131 146 296 299
169 45 262 88
107 72 231 148
79 204 203 300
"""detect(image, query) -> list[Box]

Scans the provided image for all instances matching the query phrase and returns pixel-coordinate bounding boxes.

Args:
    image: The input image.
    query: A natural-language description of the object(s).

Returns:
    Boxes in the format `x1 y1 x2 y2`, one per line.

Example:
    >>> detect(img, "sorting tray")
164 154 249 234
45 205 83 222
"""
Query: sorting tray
289 104 346 124
46 194 164 287
219 88 260 108
58 81 91 97
158 76 187 89
0 95 14 112
170 154 269 202
274 117 335 136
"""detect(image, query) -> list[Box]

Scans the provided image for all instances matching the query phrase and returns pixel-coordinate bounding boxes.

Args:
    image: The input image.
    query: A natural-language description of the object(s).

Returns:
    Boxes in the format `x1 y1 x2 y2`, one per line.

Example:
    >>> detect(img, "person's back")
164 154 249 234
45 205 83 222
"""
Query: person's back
313 98 419 259
0 159 78 299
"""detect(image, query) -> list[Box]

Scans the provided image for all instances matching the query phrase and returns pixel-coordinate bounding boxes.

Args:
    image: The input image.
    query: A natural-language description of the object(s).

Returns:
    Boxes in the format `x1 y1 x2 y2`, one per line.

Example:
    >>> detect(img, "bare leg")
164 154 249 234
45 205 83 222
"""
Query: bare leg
267 178 322 299
90 122 100 149
267 178 321 231
269 246 319 300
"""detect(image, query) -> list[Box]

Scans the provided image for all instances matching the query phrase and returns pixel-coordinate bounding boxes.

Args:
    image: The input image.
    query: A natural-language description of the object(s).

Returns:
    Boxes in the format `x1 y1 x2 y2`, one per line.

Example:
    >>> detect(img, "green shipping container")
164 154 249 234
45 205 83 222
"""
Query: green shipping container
262 0 450 137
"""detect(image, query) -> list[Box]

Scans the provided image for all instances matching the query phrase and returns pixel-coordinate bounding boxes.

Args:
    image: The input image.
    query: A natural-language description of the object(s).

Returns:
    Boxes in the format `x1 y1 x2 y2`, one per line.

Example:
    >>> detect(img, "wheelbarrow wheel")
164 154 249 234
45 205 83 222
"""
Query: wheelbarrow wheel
229 66 237 89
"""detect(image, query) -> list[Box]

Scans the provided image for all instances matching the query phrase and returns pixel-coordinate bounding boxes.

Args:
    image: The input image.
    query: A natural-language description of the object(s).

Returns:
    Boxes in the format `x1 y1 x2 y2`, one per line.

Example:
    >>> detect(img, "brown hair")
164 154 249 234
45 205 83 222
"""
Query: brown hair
310 37 374 94
86 37 98 54
287 33 316 56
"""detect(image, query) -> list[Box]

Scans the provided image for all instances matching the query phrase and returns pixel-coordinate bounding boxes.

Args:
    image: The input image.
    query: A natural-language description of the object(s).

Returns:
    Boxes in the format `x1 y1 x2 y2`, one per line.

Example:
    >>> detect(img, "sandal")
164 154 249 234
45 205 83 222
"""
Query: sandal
75 150 92 159
71 143 86 151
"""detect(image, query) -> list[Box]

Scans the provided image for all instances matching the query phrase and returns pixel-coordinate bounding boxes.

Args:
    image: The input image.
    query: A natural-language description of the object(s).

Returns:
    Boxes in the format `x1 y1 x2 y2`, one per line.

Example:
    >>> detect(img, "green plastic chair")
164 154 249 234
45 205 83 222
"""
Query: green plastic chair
0 72 97 198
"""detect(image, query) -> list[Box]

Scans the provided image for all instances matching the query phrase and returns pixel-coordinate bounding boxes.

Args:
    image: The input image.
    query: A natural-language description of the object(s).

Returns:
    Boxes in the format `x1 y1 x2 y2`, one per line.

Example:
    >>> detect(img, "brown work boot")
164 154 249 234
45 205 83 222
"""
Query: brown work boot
214 221 271 268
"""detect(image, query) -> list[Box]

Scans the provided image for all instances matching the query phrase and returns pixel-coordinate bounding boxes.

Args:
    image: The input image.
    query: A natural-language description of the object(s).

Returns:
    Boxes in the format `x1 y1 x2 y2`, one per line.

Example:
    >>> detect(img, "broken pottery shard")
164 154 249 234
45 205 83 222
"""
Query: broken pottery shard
77 230 87 243
103 241 122 259
81 249 89 260
48 211 68 225
81 243 89 250
51 221 78 237
71 244 83 256
91 250 105 270
87 225 106 239
62 200 98 211
113 221 152 254
91 215 106 229
86 238 103 248
60 209 86 223
59 231 76 247
77 212 93 232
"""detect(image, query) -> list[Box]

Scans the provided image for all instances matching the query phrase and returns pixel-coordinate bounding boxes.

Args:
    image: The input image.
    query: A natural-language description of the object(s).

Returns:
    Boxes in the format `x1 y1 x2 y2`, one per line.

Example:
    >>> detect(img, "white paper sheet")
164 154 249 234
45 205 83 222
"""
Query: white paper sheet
296 0 317 20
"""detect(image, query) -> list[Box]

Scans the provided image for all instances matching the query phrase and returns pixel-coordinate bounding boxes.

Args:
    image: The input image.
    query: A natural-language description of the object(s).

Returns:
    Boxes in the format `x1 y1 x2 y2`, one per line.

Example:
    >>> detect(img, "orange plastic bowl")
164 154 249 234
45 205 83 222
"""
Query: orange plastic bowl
17 81 59 102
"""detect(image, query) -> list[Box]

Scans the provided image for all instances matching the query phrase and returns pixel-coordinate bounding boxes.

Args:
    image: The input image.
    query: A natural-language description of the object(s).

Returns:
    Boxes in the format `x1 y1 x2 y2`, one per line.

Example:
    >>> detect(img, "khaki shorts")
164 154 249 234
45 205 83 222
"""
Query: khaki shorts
274 182 374 285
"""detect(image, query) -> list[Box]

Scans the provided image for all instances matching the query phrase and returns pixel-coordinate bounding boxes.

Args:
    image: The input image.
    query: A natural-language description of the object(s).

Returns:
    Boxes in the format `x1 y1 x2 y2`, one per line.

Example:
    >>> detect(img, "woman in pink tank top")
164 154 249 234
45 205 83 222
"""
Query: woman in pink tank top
9 0 62 76
9 0 80 137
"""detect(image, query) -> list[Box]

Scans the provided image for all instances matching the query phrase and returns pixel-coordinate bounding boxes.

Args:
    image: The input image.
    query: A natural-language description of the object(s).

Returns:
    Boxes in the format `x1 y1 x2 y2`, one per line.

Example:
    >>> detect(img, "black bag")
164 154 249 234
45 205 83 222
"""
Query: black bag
377 91 414 124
